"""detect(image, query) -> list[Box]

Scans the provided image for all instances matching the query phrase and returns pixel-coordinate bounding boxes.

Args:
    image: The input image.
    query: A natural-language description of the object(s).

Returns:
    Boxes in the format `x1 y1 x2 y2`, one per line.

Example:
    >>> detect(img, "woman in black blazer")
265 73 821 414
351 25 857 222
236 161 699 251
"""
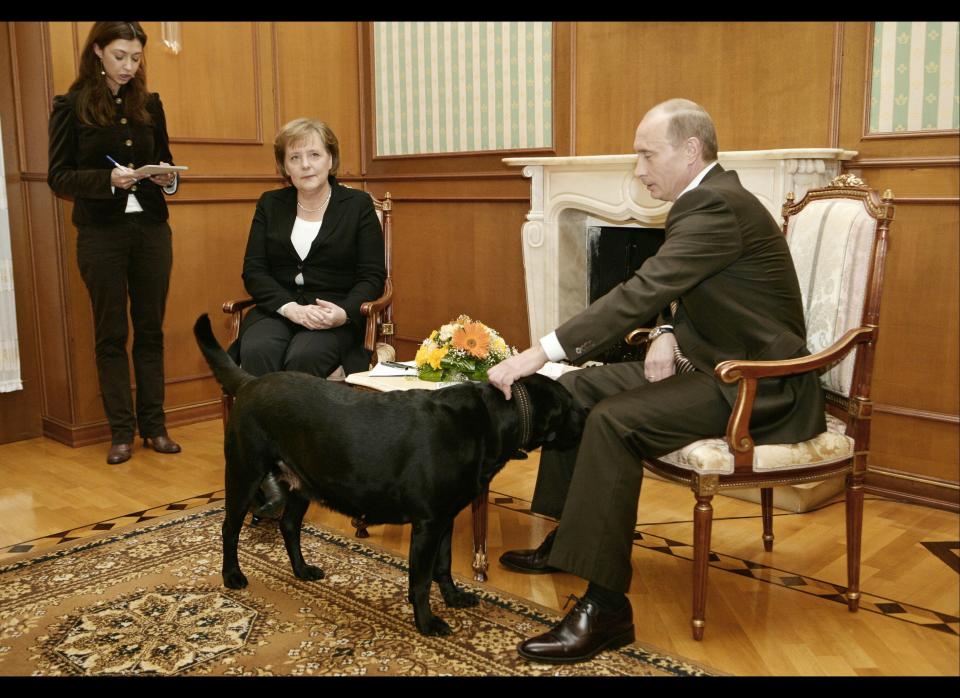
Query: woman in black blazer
238 118 386 515
48 21 182 465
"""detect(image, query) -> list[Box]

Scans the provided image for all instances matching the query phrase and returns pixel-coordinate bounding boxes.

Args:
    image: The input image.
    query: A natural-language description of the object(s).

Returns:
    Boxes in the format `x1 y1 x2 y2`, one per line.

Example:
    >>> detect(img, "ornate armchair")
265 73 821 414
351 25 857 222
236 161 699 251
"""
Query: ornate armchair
637 175 894 640
220 191 396 534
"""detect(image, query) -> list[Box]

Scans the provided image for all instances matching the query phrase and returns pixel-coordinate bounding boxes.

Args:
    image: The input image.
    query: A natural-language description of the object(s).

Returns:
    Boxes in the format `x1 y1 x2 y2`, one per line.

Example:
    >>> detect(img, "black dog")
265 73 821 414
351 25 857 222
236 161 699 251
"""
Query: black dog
194 314 584 636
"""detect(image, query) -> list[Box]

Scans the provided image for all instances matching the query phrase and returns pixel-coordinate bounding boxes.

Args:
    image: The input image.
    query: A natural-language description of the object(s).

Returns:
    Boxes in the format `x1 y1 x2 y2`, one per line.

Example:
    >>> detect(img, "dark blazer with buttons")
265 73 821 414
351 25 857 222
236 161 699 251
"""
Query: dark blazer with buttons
48 87 176 225
238 178 387 373
555 165 826 445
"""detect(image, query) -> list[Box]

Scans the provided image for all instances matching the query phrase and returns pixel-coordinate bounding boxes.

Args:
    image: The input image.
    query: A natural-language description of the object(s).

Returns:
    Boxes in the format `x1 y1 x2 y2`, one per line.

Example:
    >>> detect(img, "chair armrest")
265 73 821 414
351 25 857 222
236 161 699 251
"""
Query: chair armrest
715 325 876 472
360 278 394 355
222 297 256 344
360 278 393 317
715 326 876 383
223 297 256 314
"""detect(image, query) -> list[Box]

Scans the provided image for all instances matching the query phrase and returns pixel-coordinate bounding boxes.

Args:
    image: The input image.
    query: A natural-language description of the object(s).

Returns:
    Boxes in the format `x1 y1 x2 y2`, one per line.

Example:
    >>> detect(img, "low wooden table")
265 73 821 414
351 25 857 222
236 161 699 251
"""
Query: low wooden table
345 369 492 582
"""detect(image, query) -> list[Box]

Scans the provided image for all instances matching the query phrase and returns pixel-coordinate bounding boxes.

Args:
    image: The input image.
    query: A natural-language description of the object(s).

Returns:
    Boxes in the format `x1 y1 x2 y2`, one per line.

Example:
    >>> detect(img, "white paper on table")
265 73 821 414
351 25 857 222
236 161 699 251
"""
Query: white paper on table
368 360 418 377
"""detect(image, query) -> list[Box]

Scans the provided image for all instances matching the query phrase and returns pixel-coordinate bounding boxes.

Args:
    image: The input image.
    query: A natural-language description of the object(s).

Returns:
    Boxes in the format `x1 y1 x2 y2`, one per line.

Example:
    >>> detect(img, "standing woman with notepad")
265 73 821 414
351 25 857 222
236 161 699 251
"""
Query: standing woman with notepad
48 21 182 464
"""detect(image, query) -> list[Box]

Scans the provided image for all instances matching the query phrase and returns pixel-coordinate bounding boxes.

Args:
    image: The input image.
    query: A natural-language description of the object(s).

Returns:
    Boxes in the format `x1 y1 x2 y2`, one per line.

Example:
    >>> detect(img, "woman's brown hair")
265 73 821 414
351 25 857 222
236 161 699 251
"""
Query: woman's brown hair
70 21 152 127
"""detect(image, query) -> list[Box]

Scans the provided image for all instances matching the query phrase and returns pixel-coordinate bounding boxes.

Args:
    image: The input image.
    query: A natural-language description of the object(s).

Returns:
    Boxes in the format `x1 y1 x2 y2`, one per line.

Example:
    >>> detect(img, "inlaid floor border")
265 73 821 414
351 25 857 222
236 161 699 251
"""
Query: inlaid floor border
490 491 960 638
2 488 956 638
0 491 226 562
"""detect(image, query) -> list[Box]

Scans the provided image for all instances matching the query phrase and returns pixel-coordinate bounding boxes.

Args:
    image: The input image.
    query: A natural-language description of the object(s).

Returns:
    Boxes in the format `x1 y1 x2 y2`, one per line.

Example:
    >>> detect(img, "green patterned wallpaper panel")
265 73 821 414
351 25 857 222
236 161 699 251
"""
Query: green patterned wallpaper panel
373 22 553 156
869 21 959 134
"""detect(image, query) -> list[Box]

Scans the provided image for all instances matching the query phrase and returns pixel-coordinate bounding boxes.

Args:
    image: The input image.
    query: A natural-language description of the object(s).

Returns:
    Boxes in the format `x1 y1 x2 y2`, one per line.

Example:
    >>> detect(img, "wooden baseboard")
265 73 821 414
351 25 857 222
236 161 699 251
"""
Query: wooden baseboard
41 401 222 447
865 467 959 512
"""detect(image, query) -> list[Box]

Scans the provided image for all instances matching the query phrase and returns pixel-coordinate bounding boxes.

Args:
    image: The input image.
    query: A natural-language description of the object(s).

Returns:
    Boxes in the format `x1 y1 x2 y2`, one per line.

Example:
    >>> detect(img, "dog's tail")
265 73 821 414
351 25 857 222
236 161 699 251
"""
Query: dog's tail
193 314 253 397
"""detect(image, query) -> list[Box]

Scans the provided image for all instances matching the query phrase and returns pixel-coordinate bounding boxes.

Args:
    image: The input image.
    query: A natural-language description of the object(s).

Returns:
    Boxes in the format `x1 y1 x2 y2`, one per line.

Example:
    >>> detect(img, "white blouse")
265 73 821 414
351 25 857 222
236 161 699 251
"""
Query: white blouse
291 215 322 285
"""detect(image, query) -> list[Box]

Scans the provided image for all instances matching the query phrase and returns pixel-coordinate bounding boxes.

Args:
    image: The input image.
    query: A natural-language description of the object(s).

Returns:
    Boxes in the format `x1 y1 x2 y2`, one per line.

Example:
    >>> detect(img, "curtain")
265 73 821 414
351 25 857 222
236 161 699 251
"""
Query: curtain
0 115 23 393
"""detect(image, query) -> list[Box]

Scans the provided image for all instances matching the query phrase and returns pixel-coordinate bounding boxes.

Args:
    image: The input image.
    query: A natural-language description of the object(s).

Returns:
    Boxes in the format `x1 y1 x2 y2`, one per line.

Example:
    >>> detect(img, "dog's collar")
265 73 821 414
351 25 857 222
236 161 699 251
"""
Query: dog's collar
513 382 532 450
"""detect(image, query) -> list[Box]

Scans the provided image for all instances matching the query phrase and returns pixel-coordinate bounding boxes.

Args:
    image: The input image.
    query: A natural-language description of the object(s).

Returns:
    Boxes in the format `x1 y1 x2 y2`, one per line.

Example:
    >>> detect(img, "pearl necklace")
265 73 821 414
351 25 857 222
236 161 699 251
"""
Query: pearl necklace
297 188 332 213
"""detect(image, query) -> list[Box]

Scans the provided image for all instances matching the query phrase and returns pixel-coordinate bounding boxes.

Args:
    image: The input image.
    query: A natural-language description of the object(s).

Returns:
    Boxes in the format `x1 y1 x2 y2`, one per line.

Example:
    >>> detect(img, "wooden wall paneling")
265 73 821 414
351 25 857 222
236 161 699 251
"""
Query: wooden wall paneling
868 201 959 415
139 22 262 144
574 22 838 155
0 23 42 444
374 198 531 360
835 21 960 507
273 22 361 177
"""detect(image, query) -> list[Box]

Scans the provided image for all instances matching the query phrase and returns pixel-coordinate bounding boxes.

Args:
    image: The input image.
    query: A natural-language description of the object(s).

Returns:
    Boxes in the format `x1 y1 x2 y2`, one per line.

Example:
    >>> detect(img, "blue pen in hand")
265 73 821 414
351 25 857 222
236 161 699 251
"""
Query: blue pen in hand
105 155 122 168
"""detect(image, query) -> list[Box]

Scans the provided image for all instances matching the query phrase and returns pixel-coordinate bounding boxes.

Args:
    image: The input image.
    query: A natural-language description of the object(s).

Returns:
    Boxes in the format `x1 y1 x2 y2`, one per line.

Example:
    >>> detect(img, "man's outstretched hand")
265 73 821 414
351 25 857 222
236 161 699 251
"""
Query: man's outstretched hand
487 345 549 400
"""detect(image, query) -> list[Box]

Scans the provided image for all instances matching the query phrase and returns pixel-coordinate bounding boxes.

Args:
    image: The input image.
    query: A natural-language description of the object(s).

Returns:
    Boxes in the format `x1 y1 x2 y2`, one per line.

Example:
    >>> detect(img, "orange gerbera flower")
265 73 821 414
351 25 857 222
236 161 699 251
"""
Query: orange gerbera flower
452 322 490 359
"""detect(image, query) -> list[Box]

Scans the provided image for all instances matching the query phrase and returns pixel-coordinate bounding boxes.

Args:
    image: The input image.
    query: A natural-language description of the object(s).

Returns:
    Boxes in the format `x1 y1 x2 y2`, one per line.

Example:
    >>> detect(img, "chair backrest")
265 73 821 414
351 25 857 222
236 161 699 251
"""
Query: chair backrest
782 174 894 402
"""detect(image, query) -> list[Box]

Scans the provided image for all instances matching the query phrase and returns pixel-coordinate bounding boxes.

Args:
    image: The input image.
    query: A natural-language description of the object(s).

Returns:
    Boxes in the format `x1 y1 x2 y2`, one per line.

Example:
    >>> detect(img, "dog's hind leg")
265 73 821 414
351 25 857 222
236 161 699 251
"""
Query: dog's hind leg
279 489 325 582
408 520 453 636
222 452 262 590
433 521 478 609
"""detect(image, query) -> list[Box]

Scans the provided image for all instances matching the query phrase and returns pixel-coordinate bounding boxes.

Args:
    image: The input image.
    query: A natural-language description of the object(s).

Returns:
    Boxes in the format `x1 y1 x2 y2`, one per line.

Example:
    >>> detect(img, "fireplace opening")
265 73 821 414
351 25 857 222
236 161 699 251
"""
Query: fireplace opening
587 225 665 364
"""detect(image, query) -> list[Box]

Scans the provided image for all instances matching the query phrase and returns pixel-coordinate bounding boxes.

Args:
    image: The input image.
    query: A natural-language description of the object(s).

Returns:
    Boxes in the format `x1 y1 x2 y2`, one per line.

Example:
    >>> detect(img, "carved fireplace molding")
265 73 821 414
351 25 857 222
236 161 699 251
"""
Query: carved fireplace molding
504 149 857 346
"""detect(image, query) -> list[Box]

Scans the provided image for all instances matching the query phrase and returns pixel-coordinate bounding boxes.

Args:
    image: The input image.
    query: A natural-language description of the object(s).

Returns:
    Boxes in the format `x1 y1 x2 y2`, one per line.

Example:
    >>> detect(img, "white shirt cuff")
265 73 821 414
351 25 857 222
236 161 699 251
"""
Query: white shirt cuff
278 302 296 318
539 332 567 362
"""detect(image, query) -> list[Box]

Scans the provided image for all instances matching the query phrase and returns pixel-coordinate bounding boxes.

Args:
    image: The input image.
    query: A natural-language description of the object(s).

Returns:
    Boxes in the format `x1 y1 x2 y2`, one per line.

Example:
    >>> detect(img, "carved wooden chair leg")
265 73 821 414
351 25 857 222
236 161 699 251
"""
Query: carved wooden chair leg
761 487 775 552
471 486 489 582
352 516 370 538
692 492 715 641
845 470 865 612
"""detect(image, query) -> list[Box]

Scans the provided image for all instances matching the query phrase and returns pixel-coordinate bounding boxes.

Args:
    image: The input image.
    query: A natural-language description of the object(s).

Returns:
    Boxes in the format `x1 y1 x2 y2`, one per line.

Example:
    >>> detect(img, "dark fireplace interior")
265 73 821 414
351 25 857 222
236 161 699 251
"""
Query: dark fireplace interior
587 225 665 363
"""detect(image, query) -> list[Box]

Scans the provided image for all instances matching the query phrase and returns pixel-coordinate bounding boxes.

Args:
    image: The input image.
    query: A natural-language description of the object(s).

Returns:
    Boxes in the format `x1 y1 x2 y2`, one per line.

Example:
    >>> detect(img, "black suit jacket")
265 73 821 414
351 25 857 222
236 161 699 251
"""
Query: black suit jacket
556 165 826 445
238 178 387 373
48 87 176 225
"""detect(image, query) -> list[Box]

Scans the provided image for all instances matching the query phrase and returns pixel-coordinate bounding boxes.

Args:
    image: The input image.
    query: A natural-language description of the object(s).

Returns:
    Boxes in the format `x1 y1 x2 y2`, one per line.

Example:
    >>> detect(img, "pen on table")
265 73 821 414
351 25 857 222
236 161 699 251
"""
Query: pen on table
381 361 416 371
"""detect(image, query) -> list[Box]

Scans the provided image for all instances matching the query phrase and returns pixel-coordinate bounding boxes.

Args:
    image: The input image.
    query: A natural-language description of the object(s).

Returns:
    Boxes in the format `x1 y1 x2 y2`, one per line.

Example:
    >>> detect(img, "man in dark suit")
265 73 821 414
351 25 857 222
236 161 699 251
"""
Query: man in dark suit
488 99 825 663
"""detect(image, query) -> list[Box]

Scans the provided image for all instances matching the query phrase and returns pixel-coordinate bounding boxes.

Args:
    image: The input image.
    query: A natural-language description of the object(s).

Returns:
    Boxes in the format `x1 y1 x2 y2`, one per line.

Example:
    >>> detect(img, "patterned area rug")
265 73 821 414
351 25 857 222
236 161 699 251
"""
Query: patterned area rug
0 504 715 677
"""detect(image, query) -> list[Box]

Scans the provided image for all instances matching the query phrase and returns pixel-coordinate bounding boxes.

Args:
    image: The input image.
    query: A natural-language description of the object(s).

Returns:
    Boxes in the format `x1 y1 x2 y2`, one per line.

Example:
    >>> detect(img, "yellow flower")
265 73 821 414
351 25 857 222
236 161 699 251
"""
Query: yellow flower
452 322 490 359
491 337 507 355
427 345 448 369
415 343 430 368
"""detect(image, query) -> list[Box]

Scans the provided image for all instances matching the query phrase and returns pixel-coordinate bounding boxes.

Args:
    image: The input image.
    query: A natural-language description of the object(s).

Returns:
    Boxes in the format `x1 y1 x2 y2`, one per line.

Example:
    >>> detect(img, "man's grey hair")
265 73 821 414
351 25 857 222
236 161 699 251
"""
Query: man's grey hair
651 99 718 162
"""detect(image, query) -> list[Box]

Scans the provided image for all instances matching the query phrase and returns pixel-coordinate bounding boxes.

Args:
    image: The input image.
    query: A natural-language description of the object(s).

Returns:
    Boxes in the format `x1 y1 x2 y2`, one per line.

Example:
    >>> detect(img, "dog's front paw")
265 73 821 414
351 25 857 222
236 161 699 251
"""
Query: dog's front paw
294 564 325 581
442 587 479 608
416 614 453 637
223 570 248 589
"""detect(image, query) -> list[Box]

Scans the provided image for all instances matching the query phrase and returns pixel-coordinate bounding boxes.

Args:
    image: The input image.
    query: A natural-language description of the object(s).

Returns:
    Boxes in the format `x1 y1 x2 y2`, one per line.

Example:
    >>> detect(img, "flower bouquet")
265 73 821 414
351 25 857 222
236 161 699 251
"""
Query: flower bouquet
415 315 515 383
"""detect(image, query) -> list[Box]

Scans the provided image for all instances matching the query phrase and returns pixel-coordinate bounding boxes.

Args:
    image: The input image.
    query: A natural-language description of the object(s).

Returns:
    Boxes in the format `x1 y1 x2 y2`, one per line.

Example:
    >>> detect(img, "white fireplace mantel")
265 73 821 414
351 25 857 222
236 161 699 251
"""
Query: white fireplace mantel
504 148 857 346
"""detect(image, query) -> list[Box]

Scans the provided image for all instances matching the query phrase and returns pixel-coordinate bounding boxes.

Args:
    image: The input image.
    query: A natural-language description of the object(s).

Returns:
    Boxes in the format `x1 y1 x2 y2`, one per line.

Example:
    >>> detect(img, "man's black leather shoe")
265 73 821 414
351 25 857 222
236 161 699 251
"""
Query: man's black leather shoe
517 596 635 664
499 528 559 574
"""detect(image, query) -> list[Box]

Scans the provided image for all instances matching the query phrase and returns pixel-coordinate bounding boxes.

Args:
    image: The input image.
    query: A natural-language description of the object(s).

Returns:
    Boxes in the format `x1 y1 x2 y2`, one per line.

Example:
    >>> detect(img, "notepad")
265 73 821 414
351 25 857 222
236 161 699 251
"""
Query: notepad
134 164 189 177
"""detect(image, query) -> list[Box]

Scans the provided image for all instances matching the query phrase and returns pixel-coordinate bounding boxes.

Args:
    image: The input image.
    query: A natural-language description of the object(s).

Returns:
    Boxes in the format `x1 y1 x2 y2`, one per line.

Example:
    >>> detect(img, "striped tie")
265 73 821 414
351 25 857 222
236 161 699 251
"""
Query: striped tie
669 300 696 375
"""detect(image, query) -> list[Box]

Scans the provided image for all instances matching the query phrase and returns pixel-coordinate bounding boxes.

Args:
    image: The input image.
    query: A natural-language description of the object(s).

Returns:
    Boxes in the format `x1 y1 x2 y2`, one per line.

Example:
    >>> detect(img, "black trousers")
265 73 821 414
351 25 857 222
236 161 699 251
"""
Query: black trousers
238 313 360 378
533 361 732 592
76 215 173 444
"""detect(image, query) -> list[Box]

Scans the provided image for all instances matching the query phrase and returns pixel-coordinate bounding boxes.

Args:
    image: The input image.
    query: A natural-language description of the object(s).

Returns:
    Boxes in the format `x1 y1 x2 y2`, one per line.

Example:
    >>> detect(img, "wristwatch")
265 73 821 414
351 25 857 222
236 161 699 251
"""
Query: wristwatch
646 325 674 343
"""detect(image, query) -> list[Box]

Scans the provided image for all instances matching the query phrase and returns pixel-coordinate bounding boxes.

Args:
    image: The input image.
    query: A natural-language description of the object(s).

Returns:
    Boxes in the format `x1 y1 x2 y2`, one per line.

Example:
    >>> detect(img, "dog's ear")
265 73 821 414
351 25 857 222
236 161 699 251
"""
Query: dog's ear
543 402 586 451
520 374 586 452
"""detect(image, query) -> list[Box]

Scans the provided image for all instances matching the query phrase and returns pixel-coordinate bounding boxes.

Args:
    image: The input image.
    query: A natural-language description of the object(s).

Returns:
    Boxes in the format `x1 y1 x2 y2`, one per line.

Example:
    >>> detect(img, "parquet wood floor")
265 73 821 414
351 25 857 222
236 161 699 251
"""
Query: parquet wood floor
1 418 957 676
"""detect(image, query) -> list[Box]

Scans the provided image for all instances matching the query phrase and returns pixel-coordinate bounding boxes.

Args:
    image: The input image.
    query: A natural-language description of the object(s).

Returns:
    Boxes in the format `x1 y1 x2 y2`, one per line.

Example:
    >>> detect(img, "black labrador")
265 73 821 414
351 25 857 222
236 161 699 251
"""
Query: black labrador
194 314 584 635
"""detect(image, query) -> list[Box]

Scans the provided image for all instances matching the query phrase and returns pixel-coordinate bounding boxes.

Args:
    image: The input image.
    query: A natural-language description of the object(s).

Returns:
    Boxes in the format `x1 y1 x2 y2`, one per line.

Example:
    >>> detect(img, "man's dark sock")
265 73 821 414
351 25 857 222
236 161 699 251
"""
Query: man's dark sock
584 582 628 612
